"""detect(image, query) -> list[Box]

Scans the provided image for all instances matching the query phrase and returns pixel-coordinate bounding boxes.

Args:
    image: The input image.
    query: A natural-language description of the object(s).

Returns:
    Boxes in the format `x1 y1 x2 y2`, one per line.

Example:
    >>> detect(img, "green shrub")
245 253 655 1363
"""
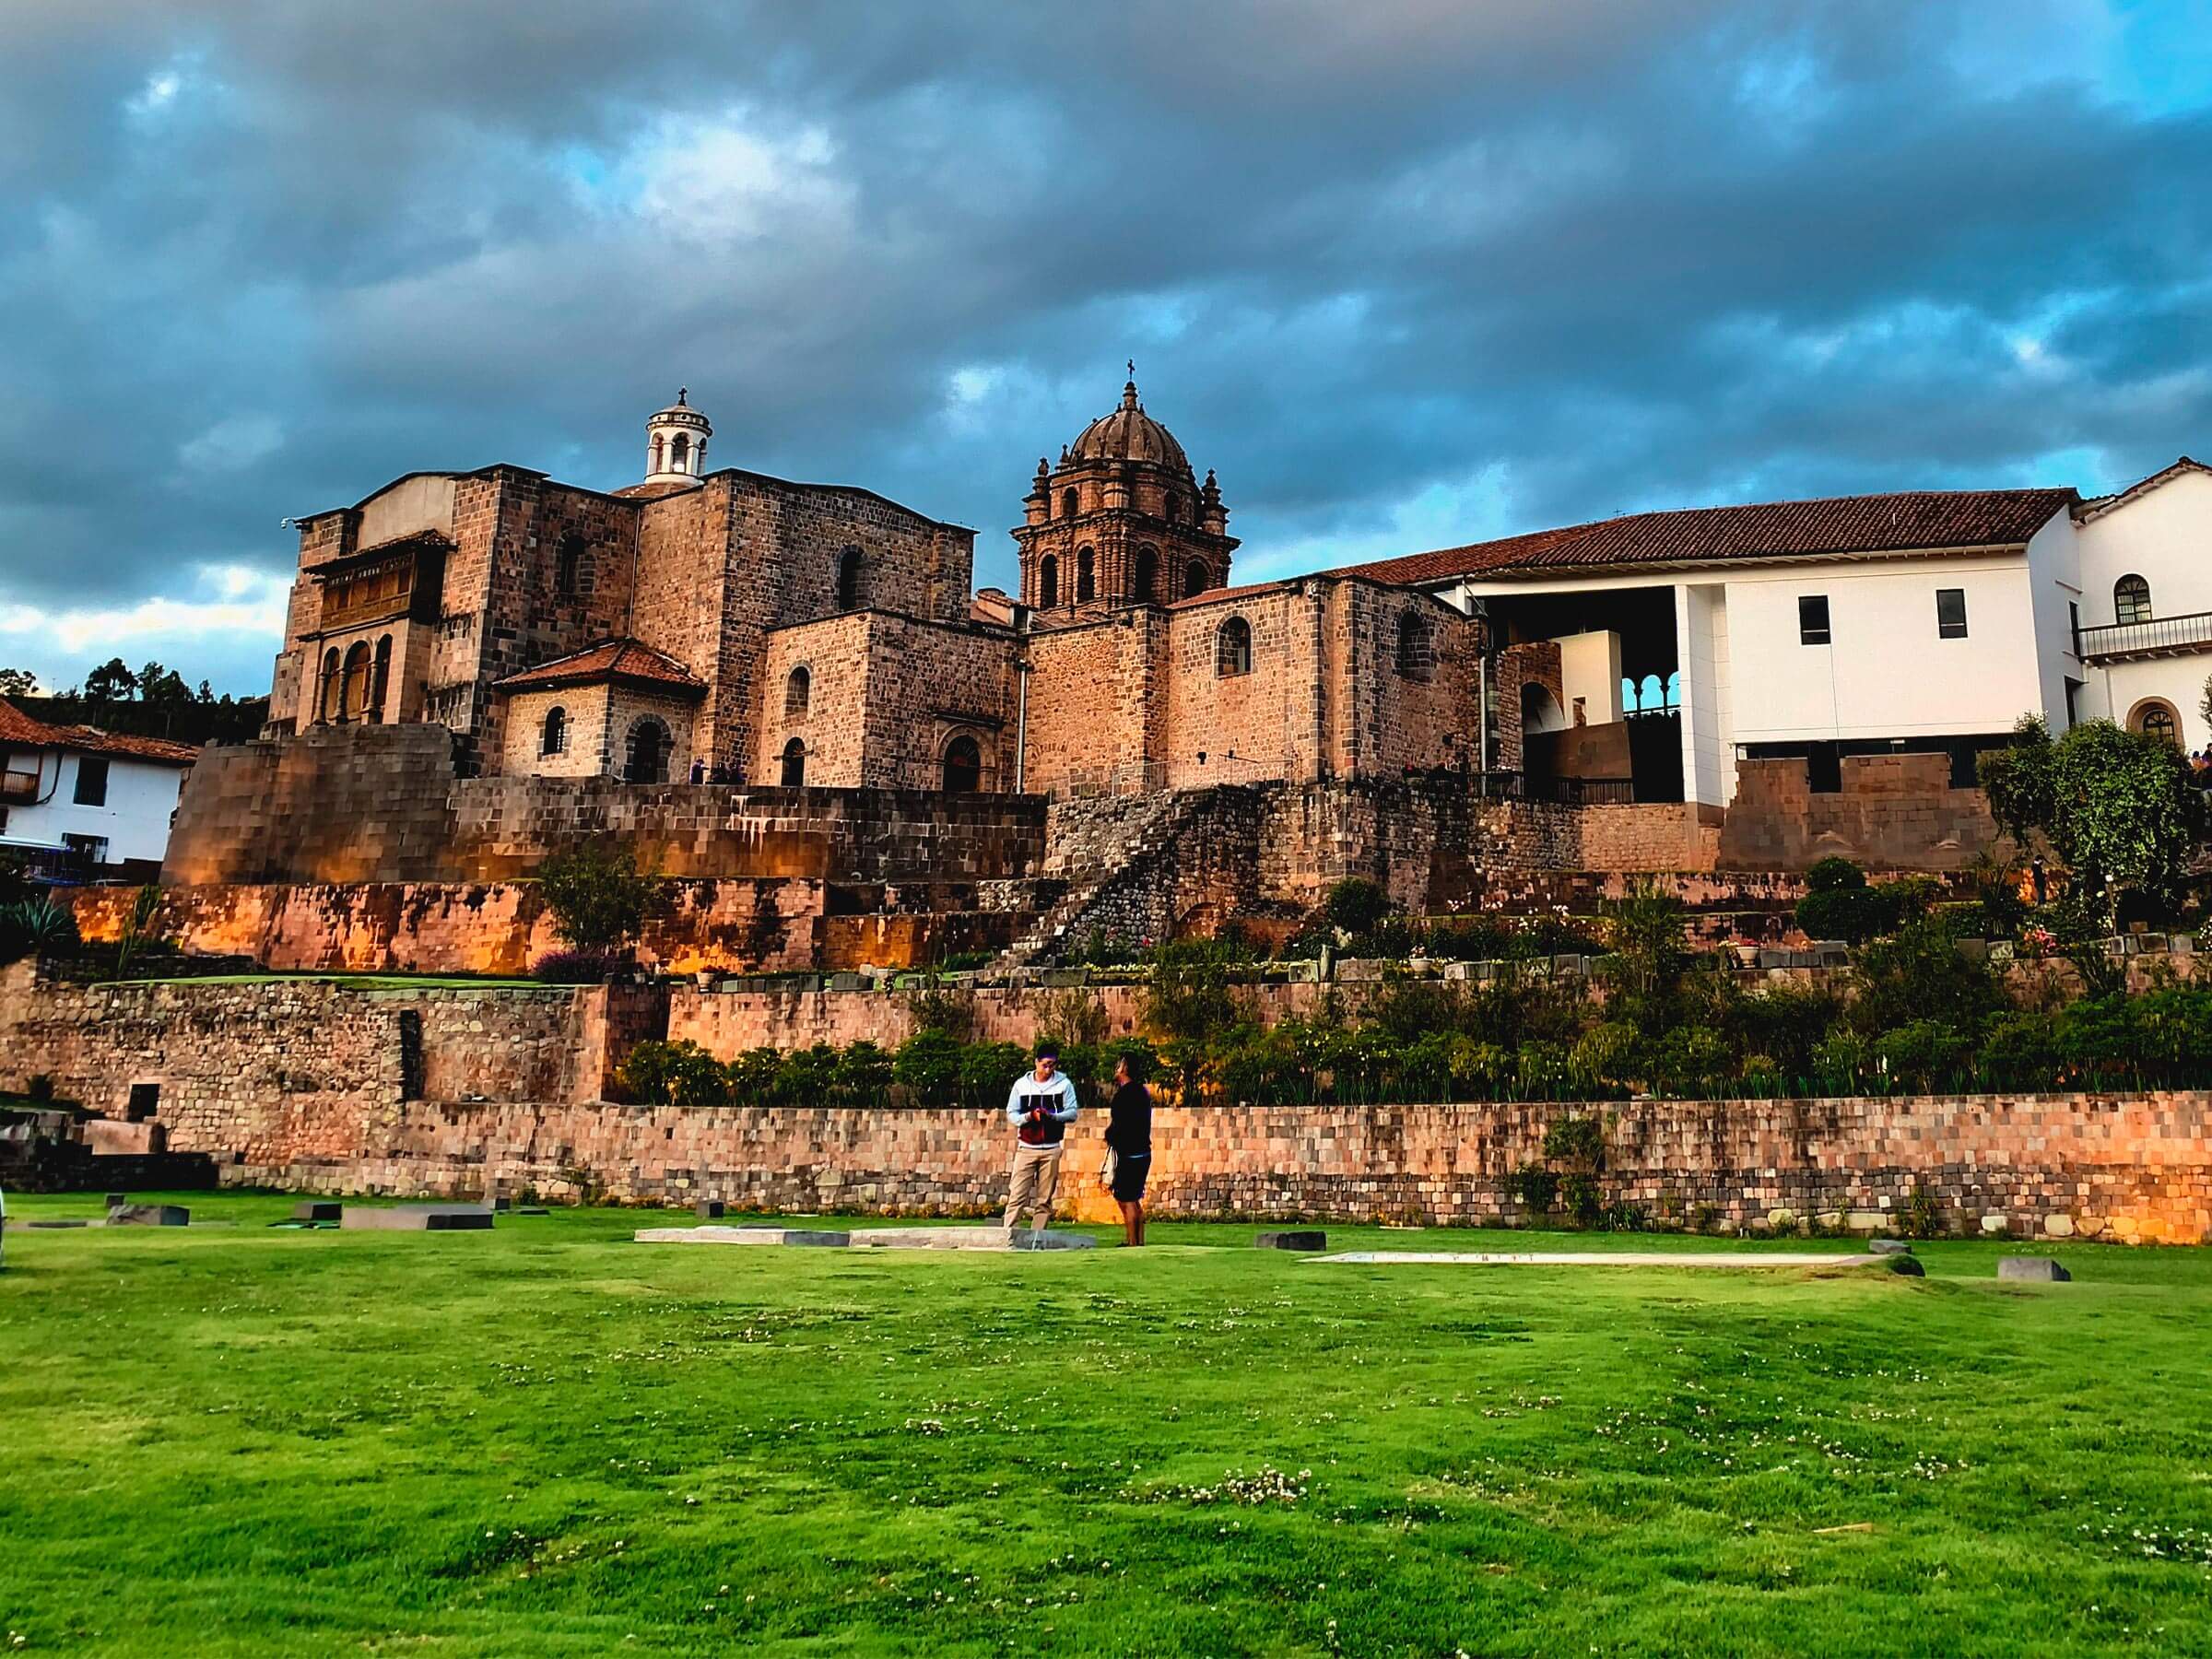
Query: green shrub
726 1047 783 1104
536 843 661 953
1643 1025 1731 1098
1506 1164 1559 1213
0 898 79 965
835 1040 894 1105
1873 1020 1976 1092
960 1041 1030 1110
1850 916 2003 1035
892 1030 965 1107
617 1040 729 1106
777 1042 841 1104
1543 1115 1605 1169
1901 1183 1946 1240
1560 1172 1604 1227
1324 878 1391 937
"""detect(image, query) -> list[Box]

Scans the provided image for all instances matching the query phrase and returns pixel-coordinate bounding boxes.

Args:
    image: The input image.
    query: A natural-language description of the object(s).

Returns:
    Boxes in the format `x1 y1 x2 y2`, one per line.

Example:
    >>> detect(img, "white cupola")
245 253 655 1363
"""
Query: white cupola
644 388 712 485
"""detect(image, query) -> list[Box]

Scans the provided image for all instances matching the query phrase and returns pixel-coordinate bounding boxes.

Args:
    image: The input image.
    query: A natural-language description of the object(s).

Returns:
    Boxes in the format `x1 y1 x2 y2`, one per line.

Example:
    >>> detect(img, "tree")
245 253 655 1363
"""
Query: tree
83 658 135 701
1980 716 2205 919
2201 670 2212 736
0 667 36 698
535 843 662 953
136 663 191 705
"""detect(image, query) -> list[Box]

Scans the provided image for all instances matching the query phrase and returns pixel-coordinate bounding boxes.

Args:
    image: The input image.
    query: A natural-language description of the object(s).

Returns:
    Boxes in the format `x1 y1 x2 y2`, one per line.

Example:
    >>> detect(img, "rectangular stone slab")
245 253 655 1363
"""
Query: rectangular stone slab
292 1201 343 1223
634 1226 851 1247
340 1205 494 1232
105 1205 190 1227
849 1227 1095 1251
1998 1255 2074 1282
1255 1230 1328 1252
1312 1251 1882 1268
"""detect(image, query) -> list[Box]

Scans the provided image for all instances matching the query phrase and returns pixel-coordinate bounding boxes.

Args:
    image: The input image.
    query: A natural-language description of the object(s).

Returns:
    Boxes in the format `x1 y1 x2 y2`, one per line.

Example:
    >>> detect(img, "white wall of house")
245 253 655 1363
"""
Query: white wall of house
2071 467 2212 752
0 750 190 865
1556 629 1623 724
1716 553 2046 744
1676 583 1732 806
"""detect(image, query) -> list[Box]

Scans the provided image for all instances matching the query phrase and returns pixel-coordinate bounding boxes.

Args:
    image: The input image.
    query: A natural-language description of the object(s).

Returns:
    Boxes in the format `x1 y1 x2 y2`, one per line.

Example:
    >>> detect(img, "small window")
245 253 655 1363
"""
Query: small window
2114 574 2152 625
943 734 982 793
1394 613 1433 679
1216 616 1253 677
371 634 392 721
836 547 863 613
73 755 110 806
1076 546 1096 605
1936 587 1968 640
785 665 811 719
1061 488 1078 520
1185 559 1209 599
1798 594 1831 646
1135 546 1159 604
1038 555 1059 610
669 432 690 473
539 706 568 758
1806 744 1842 794
126 1082 159 1123
557 535 584 597
2068 599 2081 655
780 737 807 787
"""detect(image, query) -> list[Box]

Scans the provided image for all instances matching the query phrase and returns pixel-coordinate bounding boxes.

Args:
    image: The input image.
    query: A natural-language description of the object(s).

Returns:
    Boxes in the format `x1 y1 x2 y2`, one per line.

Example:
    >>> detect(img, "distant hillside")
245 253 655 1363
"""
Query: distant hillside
16 694 270 748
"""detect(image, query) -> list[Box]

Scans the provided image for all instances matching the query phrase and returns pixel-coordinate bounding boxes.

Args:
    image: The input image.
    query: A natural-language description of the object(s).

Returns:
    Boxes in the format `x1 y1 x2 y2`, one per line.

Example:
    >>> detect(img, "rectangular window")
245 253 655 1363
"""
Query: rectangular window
2068 600 2081 656
1797 594 1830 645
73 755 110 806
1936 587 1968 639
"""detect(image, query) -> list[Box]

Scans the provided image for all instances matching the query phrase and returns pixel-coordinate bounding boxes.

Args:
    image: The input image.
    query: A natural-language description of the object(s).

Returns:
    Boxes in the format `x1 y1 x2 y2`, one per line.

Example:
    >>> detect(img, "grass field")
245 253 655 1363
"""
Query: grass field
4 1193 2210 1656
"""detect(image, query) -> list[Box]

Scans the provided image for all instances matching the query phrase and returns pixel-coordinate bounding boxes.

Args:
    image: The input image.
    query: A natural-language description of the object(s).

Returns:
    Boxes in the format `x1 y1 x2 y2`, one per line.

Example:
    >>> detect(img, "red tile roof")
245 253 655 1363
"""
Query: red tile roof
0 700 199 766
1339 488 2079 585
492 639 707 697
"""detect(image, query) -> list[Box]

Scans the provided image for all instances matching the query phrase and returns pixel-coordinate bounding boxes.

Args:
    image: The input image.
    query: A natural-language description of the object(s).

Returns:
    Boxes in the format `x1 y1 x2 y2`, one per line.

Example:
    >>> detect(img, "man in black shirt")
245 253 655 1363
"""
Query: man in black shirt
1103 1052 1153 1247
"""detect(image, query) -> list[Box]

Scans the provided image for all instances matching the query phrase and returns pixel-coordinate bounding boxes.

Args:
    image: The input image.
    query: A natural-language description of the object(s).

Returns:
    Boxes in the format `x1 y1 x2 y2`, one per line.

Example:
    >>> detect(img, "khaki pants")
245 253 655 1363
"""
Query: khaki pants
1003 1143 1065 1231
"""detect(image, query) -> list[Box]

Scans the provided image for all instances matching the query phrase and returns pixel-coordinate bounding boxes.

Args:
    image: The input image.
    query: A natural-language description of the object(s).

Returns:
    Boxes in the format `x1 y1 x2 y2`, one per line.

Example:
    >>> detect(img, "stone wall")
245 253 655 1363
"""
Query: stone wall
0 963 656 1123
6 963 2206 1240
1719 752 2006 872
165 724 1048 886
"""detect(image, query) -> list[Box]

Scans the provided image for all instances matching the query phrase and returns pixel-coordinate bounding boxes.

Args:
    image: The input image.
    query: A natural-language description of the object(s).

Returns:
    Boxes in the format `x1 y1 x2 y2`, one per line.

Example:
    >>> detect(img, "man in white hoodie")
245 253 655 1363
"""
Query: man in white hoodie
1002 1041 1080 1236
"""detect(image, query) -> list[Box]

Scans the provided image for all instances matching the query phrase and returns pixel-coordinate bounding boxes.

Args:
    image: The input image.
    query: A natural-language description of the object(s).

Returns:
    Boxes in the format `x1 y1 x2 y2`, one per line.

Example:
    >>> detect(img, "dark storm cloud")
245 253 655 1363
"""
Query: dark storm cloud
0 0 2206 689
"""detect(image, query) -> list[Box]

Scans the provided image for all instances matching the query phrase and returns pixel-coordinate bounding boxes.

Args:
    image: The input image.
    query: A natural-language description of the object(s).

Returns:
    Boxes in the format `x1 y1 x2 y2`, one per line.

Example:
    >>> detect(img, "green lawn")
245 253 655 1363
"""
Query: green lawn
4 1194 2209 1656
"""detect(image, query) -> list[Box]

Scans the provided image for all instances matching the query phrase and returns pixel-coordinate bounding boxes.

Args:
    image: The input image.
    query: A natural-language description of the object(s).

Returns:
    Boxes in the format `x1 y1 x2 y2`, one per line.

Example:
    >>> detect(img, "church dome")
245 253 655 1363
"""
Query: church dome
1066 377 1191 476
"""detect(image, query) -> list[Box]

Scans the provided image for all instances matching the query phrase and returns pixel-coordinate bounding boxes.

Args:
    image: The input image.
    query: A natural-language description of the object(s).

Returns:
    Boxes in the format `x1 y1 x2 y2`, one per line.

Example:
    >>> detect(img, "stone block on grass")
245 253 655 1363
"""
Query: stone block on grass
292 1201 343 1223
105 1204 189 1227
696 1199 726 1219
1998 1256 2072 1283
1867 1239 1913 1255
1255 1230 1328 1252
339 1205 494 1232
634 1226 850 1247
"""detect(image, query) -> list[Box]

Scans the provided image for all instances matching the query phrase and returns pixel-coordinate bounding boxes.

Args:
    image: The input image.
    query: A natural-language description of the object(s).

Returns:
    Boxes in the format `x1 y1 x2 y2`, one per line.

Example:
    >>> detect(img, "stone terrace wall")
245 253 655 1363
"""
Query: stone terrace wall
0 965 657 1127
195 1091 2212 1246
165 724 1047 886
68 877 1036 977
1719 753 2007 872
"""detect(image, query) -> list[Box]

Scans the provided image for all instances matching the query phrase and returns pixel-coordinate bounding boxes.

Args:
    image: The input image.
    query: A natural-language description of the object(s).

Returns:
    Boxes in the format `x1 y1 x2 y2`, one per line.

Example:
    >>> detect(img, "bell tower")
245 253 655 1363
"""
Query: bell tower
643 389 712 487
1013 371 1235 615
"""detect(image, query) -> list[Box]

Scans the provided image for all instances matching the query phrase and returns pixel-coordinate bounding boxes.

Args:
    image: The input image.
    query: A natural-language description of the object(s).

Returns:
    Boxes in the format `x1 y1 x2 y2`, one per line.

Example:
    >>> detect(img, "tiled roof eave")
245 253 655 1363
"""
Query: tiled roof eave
1450 540 2037 583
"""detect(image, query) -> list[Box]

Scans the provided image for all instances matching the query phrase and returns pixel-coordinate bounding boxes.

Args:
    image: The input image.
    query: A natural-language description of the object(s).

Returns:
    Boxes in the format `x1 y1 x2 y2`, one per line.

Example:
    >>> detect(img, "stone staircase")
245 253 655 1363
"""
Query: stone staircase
1002 788 1253 966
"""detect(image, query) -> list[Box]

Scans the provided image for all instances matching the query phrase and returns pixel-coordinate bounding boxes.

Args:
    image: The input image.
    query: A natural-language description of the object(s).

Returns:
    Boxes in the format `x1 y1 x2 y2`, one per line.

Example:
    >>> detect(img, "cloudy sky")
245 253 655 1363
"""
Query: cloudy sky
2 1 2208 695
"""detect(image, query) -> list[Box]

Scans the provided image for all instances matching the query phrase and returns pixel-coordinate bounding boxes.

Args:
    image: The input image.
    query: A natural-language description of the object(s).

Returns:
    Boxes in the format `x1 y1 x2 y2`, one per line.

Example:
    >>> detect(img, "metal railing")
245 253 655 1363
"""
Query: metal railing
1475 771 1638 806
2076 609 2212 661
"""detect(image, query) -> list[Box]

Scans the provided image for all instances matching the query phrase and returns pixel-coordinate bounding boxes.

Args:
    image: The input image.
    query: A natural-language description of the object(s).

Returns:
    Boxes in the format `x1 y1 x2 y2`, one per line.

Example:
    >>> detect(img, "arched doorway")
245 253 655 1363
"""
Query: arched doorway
942 734 982 793
339 641 373 722
780 737 807 787
625 717 672 783
2129 699 2183 748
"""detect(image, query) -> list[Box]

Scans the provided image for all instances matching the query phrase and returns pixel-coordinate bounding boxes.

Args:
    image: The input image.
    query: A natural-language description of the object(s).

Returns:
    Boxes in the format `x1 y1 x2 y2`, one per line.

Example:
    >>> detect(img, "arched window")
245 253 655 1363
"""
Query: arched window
1620 676 1639 713
2115 574 2153 625
317 648 341 724
540 706 568 757
2130 700 2182 747
1184 559 1209 599
625 717 672 783
784 665 811 719
557 535 583 597
1062 488 1079 520
371 634 393 722
1639 674 1664 714
1664 671 1681 712
1135 546 1159 604
339 641 373 722
1216 616 1253 677
1521 682 1565 735
942 733 982 793
836 547 863 612
1076 546 1095 604
650 435 665 474
669 432 690 474
1394 614 1433 679
1038 555 1059 610
780 737 807 787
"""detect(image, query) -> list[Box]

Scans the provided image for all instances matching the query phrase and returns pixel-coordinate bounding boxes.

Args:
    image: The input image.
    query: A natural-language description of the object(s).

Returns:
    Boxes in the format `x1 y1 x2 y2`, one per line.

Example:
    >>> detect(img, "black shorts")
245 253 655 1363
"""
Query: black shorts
1111 1151 1151 1202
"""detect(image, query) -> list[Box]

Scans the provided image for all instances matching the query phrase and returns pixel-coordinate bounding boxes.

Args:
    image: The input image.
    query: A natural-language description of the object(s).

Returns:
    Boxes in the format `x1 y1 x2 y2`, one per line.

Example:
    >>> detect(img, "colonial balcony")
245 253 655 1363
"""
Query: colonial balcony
1 771 41 803
2077 610 2212 663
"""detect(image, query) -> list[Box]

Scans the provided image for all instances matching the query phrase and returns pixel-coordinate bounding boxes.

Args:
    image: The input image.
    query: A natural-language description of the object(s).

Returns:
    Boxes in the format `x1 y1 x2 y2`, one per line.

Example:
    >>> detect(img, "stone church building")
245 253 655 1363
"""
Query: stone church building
264 381 1482 801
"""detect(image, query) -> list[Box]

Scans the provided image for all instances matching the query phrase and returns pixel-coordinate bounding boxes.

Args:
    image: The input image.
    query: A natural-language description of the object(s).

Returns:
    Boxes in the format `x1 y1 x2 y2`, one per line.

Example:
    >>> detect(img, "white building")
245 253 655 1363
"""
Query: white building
1350 457 2212 807
0 701 199 878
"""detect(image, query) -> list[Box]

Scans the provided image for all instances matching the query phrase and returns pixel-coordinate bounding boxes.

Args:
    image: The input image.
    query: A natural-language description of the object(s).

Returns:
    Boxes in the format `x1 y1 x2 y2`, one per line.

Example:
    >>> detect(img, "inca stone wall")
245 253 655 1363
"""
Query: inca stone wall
1719 752 2008 872
6 965 2206 1240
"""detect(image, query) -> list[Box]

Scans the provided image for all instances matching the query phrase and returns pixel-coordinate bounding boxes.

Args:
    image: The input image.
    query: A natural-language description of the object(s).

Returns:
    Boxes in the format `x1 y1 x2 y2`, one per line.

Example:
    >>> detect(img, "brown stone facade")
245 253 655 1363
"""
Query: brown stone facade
1719 753 2009 872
